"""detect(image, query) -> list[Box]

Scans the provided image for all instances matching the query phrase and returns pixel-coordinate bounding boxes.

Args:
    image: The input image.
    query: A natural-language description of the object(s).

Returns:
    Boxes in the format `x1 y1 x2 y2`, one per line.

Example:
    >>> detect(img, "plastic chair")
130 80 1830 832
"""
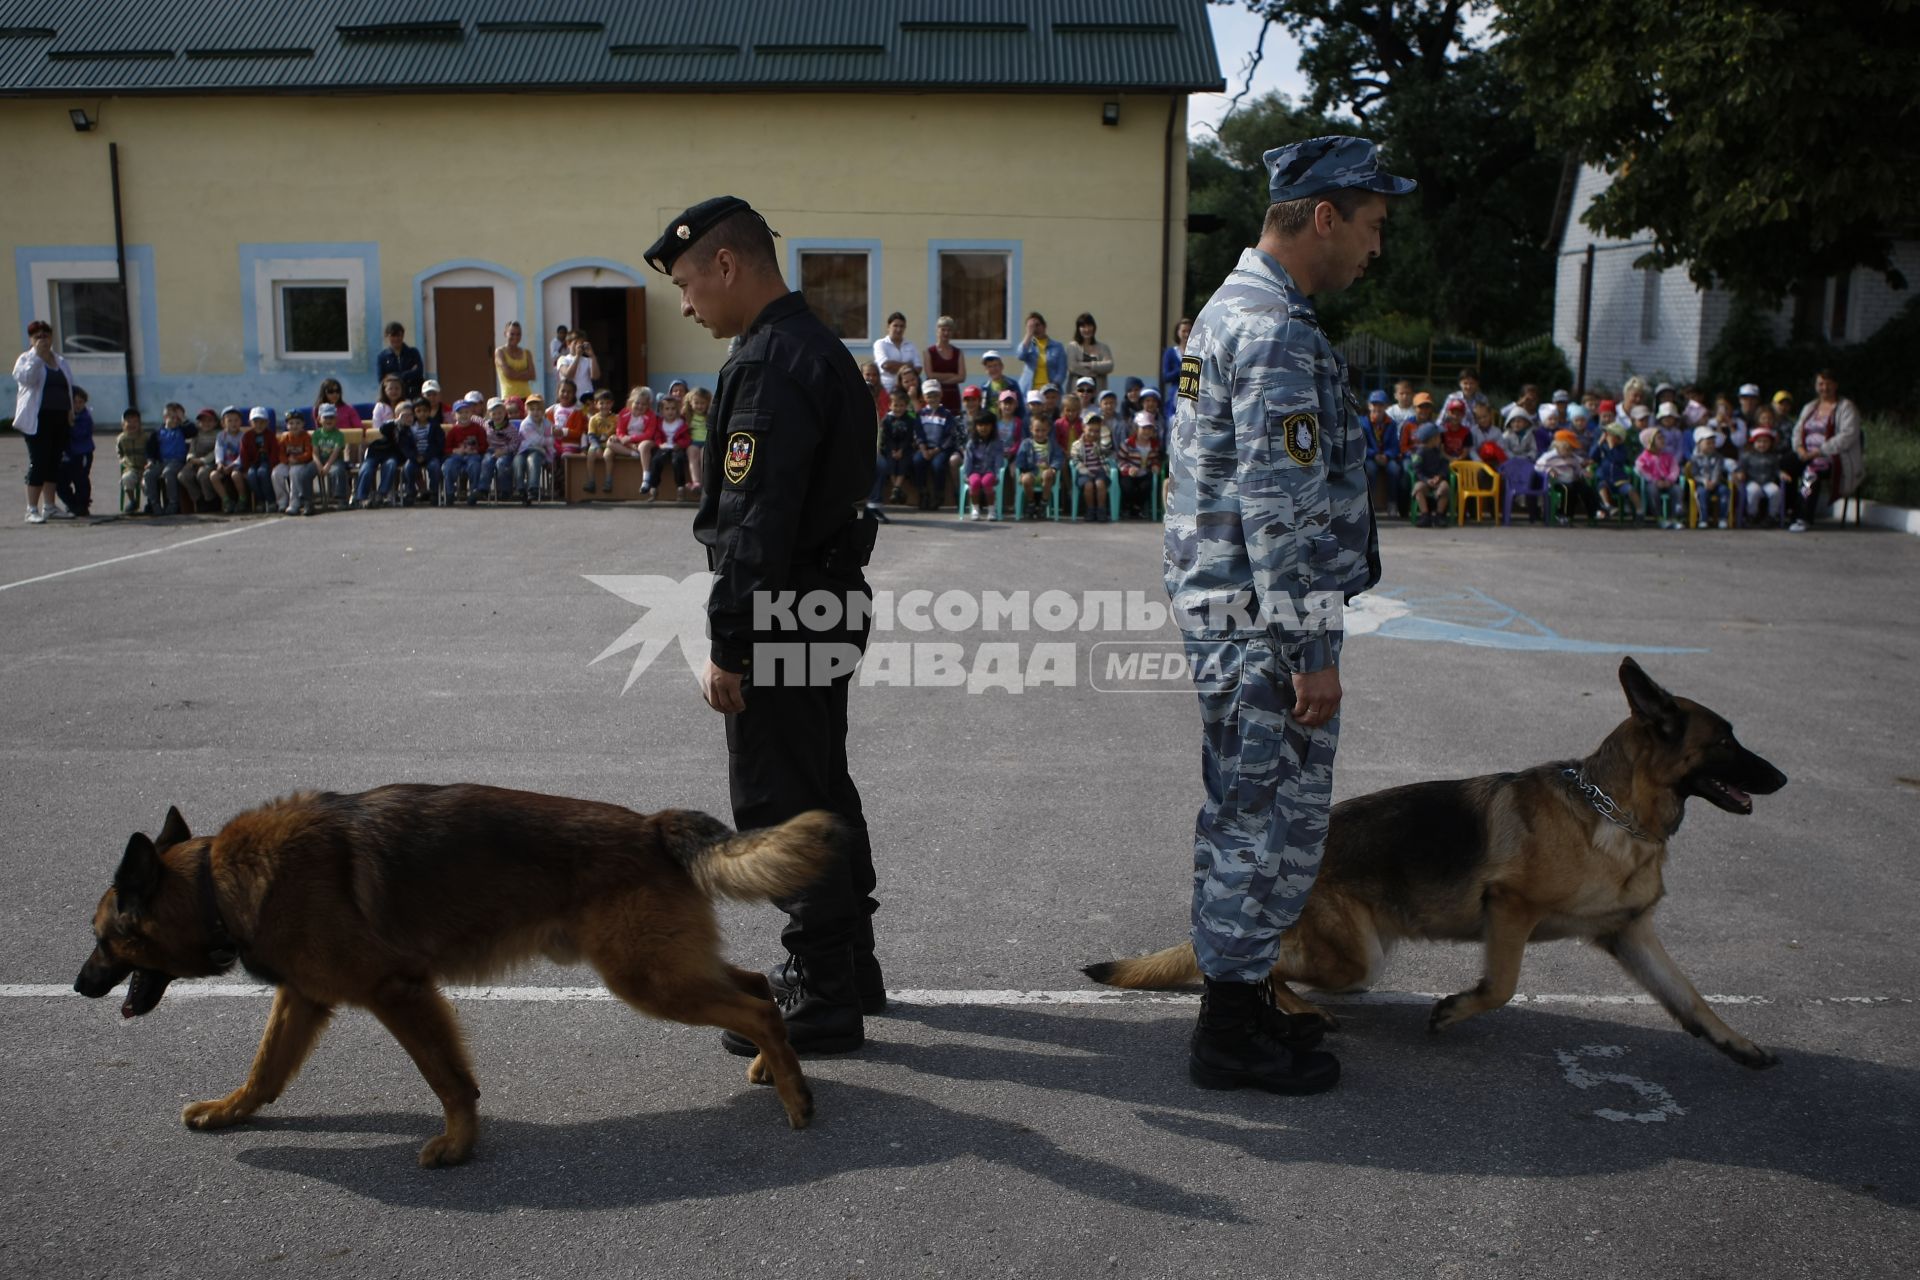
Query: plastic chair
1498 458 1546 525
956 464 1007 522
1068 461 1122 522
1449 460 1501 526
1012 461 1061 521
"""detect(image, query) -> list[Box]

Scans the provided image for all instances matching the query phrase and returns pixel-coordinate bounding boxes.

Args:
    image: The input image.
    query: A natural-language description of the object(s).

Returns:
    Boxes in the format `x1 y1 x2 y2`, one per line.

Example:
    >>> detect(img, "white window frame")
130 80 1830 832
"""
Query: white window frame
796 247 876 344
273 280 352 361
28 258 134 380
249 253 368 372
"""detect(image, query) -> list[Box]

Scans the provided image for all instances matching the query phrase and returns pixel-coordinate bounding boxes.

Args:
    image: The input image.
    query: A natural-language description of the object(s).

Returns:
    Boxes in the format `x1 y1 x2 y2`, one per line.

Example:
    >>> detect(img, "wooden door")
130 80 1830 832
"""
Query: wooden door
433 287 495 399
625 286 647 393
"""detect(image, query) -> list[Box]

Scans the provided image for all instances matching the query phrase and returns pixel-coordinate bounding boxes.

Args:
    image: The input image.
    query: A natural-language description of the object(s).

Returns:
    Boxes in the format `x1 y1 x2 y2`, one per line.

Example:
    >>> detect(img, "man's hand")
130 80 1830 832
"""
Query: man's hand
1290 665 1341 729
701 659 745 715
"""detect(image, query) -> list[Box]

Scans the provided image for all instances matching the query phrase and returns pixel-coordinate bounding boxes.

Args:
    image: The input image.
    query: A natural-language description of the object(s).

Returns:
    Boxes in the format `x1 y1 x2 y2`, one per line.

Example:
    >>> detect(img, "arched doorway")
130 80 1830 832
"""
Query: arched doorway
415 262 523 399
535 259 648 402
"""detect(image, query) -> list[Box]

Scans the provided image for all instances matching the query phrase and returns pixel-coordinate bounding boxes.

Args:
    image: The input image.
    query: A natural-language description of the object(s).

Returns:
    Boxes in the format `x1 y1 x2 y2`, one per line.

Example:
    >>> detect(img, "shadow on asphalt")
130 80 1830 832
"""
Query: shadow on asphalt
220 1002 1913 1215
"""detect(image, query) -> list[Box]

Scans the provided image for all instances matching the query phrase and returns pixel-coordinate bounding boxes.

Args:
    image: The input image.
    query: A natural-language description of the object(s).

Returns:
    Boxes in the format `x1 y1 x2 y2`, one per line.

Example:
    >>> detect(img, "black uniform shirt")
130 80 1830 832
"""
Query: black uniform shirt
694 291 876 673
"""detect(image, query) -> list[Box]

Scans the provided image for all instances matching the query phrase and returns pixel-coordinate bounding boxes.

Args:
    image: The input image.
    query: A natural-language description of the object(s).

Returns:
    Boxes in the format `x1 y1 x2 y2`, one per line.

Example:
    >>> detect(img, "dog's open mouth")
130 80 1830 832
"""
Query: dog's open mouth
121 968 173 1018
1694 776 1753 814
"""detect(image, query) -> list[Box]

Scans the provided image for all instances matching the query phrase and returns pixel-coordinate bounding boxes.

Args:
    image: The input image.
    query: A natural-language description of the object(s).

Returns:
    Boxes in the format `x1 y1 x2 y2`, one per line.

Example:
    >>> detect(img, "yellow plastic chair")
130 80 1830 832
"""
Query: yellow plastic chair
1449 459 1501 526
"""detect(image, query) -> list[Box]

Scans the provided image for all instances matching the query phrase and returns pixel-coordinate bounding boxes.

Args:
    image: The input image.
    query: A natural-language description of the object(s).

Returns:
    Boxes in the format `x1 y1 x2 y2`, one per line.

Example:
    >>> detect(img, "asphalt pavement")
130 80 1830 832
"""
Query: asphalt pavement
3 447 1916 1279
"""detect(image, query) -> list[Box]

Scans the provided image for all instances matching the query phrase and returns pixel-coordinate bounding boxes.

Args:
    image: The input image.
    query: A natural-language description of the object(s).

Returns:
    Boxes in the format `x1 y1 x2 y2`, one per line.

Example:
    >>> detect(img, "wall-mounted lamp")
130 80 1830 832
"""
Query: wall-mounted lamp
1101 101 1120 127
69 108 94 132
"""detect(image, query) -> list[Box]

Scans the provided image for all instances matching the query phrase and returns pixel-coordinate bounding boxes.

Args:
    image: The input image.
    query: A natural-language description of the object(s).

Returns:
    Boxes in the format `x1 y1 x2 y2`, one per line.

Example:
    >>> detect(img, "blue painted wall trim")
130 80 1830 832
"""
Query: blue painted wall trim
924 238 1023 355
786 237 883 354
12 243 160 410
236 241 382 378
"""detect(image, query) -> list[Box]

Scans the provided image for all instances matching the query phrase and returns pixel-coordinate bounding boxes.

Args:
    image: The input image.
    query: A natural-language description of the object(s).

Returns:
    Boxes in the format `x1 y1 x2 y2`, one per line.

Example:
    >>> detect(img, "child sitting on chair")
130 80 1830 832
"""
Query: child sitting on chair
1411 422 1450 528
961 411 1004 522
639 391 693 501
1686 426 1732 528
582 389 620 495
1074 412 1113 522
1116 412 1161 520
1535 428 1598 526
1014 411 1065 521
1589 421 1642 524
1735 424 1786 526
1634 426 1685 529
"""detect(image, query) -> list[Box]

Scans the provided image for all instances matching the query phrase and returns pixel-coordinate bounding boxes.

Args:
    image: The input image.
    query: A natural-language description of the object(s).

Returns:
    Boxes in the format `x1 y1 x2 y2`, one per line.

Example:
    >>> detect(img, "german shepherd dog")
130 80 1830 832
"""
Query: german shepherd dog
1086 658 1790 1068
74 784 844 1166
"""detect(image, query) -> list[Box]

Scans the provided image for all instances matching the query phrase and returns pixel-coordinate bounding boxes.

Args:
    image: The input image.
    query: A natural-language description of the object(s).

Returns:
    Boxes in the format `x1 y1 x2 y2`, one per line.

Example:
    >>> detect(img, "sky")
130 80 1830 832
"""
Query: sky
1187 3 1313 140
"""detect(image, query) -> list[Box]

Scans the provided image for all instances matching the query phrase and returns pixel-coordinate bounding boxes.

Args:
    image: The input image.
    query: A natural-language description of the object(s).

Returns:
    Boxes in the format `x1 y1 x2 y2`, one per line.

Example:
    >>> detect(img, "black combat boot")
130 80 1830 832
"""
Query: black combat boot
1189 978 1340 1095
722 949 865 1058
769 918 886 1014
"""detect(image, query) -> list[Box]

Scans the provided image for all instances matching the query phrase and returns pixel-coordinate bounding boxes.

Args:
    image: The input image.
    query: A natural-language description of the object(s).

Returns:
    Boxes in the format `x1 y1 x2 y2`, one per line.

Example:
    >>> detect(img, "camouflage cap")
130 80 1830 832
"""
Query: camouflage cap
1263 135 1416 204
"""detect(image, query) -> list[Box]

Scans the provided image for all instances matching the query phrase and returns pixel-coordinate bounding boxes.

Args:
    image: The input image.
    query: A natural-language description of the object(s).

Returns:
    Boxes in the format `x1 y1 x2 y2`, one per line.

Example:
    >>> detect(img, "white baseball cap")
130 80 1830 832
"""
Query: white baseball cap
1074 376 1096 389
317 403 338 419
1025 389 1045 405
920 378 942 395
1656 401 1681 419
422 379 441 394
248 406 270 421
1738 383 1761 397
981 350 1003 362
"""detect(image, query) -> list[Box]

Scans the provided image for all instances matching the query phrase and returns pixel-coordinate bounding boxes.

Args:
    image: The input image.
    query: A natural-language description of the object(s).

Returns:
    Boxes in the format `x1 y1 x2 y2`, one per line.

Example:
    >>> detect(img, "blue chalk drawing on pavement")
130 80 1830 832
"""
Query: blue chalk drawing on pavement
1345 586 1708 654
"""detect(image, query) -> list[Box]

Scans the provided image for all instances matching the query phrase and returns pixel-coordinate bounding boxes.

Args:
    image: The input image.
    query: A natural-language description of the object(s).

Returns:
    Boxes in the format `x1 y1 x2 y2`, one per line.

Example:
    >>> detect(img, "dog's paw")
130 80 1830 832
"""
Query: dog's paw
745 1054 773 1086
1428 994 1465 1033
1723 1040 1780 1071
181 1097 245 1130
417 1133 473 1168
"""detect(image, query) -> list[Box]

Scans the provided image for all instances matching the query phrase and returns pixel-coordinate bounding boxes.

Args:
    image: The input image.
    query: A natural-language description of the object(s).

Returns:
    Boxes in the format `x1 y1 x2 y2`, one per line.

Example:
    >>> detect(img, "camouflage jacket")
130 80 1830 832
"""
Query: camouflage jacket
1164 248 1380 673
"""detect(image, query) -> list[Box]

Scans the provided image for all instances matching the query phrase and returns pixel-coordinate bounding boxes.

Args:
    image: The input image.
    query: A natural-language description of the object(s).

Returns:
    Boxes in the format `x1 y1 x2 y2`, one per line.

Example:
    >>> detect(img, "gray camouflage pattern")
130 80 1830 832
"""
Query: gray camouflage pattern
1263 134 1419 204
1185 637 1339 982
1165 247 1378 983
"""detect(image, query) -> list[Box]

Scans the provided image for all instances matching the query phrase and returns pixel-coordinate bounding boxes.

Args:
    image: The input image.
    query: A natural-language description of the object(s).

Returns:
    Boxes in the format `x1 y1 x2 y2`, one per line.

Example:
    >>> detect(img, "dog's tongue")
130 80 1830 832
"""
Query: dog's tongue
1725 784 1751 806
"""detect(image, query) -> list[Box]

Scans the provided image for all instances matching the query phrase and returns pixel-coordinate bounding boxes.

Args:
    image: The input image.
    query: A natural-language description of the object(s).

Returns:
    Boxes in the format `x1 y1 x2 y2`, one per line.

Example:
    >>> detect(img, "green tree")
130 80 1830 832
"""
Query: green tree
1198 1 1562 342
1496 0 1920 299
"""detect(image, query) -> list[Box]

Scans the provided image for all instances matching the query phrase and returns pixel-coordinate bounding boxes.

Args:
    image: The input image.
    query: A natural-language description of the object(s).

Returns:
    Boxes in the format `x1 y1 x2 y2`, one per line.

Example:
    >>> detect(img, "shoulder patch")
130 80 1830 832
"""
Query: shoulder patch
723 431 757 485
1176 355 1201 402
1283 413 1319 466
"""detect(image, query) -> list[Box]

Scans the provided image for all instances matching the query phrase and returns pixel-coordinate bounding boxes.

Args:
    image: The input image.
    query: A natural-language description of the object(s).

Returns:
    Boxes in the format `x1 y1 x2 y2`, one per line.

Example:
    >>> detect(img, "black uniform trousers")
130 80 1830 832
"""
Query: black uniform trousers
722 575 876 957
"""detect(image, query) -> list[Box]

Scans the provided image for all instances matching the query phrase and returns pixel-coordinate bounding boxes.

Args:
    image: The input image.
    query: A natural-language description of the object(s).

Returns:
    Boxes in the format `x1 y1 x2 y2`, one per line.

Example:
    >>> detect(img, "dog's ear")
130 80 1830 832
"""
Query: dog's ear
114 833 163 918
1619 657 1684 740
155 805 191 851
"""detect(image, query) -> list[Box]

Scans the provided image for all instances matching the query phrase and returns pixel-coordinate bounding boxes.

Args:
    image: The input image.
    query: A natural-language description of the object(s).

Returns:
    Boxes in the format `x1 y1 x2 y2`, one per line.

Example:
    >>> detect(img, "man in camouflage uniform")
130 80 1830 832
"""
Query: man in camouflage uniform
1165 136 1414 1095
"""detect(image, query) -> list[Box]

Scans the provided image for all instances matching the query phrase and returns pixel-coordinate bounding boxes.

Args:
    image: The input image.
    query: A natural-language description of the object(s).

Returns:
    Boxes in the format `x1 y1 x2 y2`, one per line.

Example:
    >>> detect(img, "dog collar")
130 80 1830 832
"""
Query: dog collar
1562 767 1656 842
197 854 240 968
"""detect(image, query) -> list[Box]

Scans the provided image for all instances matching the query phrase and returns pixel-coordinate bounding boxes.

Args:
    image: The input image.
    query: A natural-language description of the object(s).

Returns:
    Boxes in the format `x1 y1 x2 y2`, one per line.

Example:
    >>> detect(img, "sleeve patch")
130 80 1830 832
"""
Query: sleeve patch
1176 355 1201 402
723 431 758 487
1282 413 1319 465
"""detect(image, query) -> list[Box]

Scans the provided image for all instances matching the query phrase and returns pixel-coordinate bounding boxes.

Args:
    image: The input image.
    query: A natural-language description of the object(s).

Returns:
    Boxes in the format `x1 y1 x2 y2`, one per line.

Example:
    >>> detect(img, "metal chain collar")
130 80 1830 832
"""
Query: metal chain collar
1561 767 1657 842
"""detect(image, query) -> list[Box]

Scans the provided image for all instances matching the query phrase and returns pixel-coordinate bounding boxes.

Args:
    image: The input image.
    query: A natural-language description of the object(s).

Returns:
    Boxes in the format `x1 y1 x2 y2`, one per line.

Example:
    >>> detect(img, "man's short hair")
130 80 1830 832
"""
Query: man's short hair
694 209 780 276
122 407 141 421
384 322 405 338
1262 187 1374 239
1459 367 1479 382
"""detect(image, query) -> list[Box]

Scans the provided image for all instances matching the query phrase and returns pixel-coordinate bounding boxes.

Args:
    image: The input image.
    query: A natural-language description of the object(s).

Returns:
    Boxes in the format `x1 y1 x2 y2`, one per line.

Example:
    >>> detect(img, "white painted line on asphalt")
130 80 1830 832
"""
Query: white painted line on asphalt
0 519 284 593
4 984 1907 1005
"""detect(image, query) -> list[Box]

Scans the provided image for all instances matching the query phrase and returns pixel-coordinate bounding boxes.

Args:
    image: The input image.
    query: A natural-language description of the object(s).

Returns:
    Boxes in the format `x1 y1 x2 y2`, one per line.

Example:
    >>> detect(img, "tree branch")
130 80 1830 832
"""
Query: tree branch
1224 14 1273 121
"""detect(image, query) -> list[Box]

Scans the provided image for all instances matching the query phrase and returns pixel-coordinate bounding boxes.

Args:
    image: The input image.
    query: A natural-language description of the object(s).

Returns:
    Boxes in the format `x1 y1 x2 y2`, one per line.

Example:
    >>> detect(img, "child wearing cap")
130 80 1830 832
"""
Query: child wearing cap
1137 387 1165 437
274 409 317 516
1535 428 1599 526
1654 401 1691 463
239 408 282 513
312 404 349 506
1116 411 1162 520
442 397 490 505
1362 393 1404 518
1686 426 1731 528
1014 411 1066 520
878 385 918 505
912 381 957 510
1399 391 1437 457
481 398 518 500
582 389 622 495
177 408 220 510
1735 420 1786 526
980 352 1021 406
1072 414 1113 521
514 395 554 504
209 409 247 513
115 408 151 515
1410 422 1450 527
1635 426 1685 529
991 389 1023 456
1439 398 1473 460
961 412 1004 521
419 381 450 427
1589 422 1642 524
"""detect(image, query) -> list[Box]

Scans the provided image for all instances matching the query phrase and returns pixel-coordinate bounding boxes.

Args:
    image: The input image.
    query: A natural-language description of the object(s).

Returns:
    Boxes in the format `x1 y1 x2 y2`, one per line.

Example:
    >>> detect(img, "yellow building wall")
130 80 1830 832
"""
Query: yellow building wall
2 91 1190 412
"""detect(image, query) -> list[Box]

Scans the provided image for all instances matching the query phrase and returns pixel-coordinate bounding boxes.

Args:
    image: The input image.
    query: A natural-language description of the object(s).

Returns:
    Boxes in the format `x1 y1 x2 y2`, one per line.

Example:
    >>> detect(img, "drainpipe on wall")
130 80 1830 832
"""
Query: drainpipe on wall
109 141 136 413
1160 95 1177 363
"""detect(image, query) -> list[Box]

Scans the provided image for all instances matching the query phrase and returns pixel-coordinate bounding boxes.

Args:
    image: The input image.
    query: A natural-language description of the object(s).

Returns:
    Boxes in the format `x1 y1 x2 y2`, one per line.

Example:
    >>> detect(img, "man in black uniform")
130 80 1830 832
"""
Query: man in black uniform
645 197 882 1056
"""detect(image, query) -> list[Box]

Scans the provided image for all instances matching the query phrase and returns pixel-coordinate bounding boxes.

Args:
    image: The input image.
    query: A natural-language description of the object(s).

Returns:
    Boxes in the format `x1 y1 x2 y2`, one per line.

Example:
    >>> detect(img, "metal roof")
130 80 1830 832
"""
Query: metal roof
0 0 1224 95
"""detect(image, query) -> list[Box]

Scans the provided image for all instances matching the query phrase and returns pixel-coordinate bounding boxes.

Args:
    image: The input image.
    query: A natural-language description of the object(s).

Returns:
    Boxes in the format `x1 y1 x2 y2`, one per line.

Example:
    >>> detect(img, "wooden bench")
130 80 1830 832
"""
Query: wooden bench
560 453 691 504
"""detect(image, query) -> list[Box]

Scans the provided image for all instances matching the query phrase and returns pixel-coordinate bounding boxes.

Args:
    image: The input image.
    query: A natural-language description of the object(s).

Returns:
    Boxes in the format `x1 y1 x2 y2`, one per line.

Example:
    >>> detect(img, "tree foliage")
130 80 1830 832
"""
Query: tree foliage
1497 0 1920 300
1190 2 1562 342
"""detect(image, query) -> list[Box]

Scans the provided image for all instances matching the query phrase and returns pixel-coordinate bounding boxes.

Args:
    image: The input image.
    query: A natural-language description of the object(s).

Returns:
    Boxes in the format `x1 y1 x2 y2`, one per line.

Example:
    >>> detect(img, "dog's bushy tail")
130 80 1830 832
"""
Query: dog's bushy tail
665 809 844 903
1082 941 1202 990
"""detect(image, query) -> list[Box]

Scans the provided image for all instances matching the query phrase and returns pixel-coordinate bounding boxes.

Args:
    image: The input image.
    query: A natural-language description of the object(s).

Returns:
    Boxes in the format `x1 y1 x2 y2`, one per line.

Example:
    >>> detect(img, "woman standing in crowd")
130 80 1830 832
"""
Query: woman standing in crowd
13 319 76 523
494 321 537 402
1788 369 1864 532
1160 318 1191 405
1067 313 1115 393
923 316 967 416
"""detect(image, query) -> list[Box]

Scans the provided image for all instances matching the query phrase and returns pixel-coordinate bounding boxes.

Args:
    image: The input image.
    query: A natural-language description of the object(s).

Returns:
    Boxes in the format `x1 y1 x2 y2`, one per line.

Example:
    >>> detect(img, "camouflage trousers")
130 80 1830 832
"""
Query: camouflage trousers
1185 635 1340 983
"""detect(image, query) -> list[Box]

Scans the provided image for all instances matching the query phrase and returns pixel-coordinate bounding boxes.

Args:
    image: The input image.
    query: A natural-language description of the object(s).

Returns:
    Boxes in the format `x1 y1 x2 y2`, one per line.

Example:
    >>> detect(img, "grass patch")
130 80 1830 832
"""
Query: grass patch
1861 416 1920 509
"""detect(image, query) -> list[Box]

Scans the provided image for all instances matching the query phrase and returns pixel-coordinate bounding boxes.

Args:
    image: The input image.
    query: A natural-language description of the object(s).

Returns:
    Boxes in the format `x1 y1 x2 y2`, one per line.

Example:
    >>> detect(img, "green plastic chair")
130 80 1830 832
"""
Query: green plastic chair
1069 460 1122 522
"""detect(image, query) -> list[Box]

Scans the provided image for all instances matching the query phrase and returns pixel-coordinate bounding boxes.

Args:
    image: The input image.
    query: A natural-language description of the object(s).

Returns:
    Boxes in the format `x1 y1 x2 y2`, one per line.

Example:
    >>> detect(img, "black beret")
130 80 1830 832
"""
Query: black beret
644 195 774 274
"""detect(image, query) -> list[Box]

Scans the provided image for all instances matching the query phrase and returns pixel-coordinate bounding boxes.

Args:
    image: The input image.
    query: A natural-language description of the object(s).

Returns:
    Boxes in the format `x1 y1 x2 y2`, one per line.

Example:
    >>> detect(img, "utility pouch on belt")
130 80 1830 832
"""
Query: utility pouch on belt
816 510 878 576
